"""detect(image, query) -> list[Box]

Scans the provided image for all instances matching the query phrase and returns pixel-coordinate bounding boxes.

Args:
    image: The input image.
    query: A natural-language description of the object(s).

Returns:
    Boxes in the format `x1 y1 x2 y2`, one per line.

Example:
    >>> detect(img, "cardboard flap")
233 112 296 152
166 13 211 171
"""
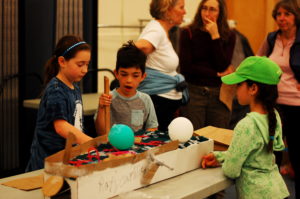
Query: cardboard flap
194 126 233 146
1 174 44 191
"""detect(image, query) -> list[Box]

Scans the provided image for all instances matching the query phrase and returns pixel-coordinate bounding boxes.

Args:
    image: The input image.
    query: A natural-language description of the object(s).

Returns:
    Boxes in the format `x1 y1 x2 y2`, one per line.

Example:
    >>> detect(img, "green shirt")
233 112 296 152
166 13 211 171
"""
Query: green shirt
214 111 289 199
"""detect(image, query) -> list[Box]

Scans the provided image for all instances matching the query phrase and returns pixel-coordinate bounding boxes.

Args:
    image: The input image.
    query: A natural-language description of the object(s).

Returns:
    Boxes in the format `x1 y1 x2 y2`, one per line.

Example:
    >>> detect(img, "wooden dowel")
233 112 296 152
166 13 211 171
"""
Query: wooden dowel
104 76 110 135
141 163 160 185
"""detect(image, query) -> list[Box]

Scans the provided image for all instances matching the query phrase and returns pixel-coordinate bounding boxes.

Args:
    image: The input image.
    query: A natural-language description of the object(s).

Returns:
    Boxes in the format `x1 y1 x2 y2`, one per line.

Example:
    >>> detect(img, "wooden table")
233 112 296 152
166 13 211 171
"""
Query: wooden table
0 168 233 199
113 167 233 199
23 93 100 116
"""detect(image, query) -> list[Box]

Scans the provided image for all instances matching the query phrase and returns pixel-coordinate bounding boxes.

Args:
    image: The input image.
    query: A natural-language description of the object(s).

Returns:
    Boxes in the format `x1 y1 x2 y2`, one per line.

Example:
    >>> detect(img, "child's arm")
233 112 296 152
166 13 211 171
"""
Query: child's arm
54 120 92 144
95 93 112 136
135 39 155 55
213 120 257 179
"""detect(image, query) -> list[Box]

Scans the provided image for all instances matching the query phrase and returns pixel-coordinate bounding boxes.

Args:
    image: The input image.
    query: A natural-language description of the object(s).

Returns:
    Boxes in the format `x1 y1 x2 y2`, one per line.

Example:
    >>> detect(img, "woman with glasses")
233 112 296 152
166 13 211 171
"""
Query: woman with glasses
179 0 236 130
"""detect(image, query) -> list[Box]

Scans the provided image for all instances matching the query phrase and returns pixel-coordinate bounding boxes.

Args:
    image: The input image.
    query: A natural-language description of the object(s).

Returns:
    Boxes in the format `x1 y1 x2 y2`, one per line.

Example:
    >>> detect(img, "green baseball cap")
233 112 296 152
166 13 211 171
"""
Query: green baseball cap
221 56 282 85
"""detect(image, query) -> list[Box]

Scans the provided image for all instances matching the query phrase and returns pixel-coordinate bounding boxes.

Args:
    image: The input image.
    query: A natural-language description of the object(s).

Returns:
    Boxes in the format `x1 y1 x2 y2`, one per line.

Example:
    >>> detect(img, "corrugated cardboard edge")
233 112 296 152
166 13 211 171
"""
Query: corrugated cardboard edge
44 134 179 178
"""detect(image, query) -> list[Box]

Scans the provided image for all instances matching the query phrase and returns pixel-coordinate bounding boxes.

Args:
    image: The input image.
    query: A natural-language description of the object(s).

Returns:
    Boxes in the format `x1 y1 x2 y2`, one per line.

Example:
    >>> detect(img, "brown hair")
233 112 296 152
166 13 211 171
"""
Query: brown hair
150 0 178 20
246 80 279 153
189 0 231 41
44 35 90 85
272 0 300 26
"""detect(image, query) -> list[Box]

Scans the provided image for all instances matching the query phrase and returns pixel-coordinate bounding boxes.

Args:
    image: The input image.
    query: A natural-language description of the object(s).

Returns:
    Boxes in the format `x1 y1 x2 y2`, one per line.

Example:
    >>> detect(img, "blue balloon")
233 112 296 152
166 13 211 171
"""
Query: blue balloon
108 124 134 150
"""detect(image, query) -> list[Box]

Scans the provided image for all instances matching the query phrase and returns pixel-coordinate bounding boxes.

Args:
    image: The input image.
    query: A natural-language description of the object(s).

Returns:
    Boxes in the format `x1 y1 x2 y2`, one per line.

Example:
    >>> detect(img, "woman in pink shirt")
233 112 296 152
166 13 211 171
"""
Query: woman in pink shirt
257 0 300 197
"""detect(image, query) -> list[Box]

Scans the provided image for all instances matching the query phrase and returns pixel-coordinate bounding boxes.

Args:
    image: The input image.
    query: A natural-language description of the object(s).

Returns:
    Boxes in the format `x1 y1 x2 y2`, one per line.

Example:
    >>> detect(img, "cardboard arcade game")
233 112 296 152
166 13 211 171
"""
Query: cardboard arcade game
43 130 213 199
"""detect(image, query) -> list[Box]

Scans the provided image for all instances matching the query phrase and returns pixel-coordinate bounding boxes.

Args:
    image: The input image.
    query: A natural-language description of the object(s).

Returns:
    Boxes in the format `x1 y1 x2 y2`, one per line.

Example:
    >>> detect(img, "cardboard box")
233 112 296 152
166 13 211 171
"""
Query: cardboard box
44 134 213 199
194 126 233 151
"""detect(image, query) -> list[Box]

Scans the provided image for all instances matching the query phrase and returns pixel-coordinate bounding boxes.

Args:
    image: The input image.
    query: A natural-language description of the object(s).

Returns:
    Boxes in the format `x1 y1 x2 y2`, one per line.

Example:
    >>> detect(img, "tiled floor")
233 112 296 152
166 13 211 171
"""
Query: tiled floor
223 174 295 199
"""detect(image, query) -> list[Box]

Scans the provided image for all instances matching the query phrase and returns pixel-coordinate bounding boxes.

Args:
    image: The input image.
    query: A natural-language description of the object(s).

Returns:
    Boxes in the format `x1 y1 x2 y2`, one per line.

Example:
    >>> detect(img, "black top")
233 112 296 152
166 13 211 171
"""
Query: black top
179 27 236 87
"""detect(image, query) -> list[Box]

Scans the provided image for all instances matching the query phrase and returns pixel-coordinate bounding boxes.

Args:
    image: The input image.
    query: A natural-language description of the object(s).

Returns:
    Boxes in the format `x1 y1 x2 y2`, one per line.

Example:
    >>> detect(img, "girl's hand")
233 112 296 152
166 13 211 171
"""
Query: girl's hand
204 17 220 40
99 93 112 109
201 153 220 168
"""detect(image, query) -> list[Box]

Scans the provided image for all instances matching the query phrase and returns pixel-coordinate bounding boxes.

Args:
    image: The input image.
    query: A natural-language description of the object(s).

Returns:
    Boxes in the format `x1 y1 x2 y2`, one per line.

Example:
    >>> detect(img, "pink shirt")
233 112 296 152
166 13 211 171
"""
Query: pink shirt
258 34 300 105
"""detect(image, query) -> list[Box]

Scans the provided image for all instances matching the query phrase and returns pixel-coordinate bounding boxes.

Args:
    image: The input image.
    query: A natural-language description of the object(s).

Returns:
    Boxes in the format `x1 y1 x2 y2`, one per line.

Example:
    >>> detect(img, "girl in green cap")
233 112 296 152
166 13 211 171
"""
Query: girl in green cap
201 56 289 199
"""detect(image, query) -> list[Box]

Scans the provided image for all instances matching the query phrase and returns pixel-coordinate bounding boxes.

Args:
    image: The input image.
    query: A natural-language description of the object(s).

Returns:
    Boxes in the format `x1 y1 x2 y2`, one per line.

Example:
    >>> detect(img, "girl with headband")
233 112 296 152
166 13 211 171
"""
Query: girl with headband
26 35 93 171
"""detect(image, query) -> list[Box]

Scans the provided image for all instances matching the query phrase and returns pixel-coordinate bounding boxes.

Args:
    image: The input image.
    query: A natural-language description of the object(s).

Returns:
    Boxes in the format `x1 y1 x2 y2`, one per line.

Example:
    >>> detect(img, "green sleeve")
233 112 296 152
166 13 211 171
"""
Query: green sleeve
216 119 259 179
213 151 227 164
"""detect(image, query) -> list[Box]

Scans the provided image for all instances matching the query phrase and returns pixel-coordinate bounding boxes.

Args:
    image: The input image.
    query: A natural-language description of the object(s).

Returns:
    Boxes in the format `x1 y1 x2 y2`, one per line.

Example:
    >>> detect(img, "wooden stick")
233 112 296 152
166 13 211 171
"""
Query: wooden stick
141 162 160 185
104 76 110 135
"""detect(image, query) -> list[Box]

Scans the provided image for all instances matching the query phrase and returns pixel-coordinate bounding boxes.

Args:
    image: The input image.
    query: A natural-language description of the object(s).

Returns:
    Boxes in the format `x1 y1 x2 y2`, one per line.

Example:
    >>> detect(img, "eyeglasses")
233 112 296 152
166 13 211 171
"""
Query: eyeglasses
201 6 219 13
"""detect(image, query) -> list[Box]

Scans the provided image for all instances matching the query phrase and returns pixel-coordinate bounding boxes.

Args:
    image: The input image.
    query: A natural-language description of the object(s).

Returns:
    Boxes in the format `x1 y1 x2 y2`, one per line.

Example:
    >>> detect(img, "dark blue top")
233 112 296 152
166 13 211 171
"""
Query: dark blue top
26 77 84 171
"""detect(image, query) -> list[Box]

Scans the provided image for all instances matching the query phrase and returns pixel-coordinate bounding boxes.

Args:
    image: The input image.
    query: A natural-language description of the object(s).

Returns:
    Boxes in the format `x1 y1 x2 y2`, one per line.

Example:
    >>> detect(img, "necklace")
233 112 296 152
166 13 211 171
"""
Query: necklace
281 39 286 56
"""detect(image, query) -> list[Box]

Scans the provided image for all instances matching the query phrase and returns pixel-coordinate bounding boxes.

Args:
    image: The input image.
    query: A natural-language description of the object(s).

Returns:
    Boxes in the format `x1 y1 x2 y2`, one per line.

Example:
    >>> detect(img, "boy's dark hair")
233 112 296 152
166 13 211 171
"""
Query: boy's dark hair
116 40 146 74
246 80 278 153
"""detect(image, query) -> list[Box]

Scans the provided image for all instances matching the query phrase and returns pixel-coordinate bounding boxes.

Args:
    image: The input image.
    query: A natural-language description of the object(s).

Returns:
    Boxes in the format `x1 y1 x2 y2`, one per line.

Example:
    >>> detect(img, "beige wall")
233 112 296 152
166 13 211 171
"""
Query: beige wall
97 0 201 92
227 0 278 53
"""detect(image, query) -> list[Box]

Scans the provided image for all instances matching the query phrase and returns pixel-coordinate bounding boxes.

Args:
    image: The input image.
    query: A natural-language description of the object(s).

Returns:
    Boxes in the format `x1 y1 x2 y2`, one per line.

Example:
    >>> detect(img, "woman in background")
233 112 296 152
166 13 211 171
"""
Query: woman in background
179 0 235 130
26 35 92 171
257 0 300 197
135 0 188 132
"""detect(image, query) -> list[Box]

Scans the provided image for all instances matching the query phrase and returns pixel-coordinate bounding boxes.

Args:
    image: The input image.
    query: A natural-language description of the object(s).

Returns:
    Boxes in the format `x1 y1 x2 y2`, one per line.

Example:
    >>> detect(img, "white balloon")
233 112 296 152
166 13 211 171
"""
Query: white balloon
168 117 194 143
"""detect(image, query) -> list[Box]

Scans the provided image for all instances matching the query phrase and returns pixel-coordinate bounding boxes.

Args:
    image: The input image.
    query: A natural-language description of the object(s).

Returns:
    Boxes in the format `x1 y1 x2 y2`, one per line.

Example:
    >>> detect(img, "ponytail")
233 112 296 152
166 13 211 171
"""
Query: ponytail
44 56 60 86
265 103 277 152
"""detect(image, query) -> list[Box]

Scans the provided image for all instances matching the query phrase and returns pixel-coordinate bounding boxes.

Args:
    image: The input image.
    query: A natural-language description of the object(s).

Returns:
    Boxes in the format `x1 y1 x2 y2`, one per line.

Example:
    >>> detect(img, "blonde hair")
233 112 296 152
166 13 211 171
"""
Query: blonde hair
150 0 178 19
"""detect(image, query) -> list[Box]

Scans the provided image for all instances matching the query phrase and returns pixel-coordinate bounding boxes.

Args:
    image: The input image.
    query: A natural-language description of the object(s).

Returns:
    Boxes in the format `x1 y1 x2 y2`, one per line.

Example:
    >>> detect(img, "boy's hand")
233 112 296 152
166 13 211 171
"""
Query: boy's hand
99 93 112 109
201 153 220 168
146 128 158 132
